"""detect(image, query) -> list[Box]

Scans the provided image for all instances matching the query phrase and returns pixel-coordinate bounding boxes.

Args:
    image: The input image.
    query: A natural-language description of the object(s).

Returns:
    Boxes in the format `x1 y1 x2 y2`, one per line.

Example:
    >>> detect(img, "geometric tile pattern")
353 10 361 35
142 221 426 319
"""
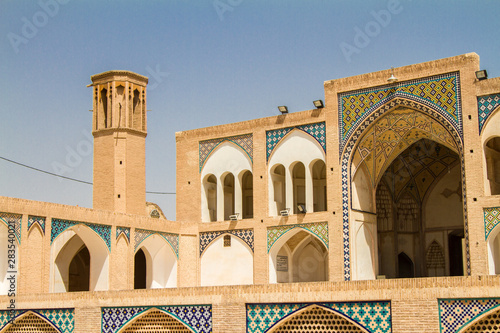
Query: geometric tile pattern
246 301 391 333
478 93 500 134
266 122 326 161
267 222 328 252
50 218 112 251
438 298 500 333
341 98 468 280
339 72 461 155
484 207 500 240
0 308 75 333
101 305 212 333
134 228 179 258
0 212 22 244
199 133 253 172
28 215 46 235
199 229 254 256
116 226 130 243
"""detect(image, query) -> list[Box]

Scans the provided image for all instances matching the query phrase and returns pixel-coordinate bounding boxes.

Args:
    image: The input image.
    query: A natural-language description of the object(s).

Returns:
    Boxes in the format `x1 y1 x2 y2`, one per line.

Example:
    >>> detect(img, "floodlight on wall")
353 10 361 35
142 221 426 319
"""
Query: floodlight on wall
278 106 288 114
280 208 290 217
387 66 398 83
475 70 488 80
297 204 306 214
313 100 324 109
229 213 239 221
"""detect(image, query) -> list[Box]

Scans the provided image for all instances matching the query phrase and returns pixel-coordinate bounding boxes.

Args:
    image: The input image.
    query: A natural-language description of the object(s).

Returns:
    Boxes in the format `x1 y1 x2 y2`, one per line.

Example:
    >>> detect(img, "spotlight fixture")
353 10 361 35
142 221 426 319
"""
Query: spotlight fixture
313 100 324 109
297 204 306 214
475 70 488 80
387 66 398 83
278 106 288 114
229 213 239 221
280 208 290 217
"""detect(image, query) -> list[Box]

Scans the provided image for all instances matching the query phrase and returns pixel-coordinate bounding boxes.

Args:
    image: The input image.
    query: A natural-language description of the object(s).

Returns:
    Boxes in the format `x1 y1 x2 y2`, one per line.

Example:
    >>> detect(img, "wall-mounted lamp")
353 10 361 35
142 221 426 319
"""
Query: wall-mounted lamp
475 70 488 80
278 106 288 114
387 66 398 83
280 208 290 217
229 213 239 221
297 204 306 214
313 100 324 109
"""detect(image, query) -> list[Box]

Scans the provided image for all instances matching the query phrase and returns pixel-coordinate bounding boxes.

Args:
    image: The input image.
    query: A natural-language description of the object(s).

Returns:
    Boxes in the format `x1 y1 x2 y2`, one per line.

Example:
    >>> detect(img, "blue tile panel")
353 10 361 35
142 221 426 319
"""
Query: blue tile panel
247 301 391 333
102 305 212 333
267 222 328 252
340 98 469 280
339 72 462 156
478 93 500 133
199 229 254 256
51 218 111 251
484 207 500 240
199 133 253 172
28 215 46 235
439 298 500 333
0 308 74 333
134 228 179 258
116 226 130 242
0 212 22 244
266 122 326 161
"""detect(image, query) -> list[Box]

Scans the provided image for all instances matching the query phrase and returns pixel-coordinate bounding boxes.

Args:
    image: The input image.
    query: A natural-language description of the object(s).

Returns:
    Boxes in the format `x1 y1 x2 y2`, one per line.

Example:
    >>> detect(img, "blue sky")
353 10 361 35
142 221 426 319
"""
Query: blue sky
1 0 499 220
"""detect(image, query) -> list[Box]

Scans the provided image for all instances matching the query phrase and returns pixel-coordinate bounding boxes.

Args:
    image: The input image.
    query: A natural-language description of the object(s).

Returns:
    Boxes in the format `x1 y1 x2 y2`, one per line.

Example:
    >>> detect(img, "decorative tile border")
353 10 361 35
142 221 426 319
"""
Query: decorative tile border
50 218 111 251
267 222 328 252
134 228 179 258
28 215 46 235
102 305 212 333
341 98 468 280
484 207 500 240
0 212 22 244
199 229 254 256
199 133 253 171
247 301 391 333
116 226 130 243
339 72 461 156
439 298 500 333
478 93 500 133
0 308 74 333
266 122 326 161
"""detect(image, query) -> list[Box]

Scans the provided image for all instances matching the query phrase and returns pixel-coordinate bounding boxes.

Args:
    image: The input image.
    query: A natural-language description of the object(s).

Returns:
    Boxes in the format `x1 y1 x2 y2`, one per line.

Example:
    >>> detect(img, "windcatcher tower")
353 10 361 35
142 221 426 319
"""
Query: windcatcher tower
89 71 148 215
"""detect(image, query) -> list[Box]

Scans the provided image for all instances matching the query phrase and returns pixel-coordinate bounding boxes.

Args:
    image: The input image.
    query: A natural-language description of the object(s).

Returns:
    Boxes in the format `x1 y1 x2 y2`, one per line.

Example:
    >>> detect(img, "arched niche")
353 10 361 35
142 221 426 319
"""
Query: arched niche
222 172 235 220
291 162 306 214
50 225 109 292
270 164 286 216
202 174 217 222
240 170 253 219
311 159 327 212
488 224 500 275
481 105 500 196
134 248 147 289
269 228 328 284
136 234 177 289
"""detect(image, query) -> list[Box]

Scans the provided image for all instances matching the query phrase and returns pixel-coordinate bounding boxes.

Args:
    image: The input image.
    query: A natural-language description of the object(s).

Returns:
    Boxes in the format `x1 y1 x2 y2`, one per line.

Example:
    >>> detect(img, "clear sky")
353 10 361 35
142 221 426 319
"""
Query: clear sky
1 0 499 220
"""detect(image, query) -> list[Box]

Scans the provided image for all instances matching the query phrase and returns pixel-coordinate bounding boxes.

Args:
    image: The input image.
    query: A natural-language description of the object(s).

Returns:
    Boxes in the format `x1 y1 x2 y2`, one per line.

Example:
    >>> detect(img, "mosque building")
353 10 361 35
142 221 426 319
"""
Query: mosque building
0 52 500 332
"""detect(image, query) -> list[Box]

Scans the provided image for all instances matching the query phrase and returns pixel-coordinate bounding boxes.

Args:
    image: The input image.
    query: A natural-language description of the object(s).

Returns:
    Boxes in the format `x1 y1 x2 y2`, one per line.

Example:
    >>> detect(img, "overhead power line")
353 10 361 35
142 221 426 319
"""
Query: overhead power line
0 156 175 195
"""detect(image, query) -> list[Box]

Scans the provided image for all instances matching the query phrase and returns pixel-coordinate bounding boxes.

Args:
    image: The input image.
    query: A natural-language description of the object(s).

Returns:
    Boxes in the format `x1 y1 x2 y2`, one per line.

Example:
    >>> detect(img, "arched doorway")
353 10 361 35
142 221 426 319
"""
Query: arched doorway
134 248 147 289
68 245 90 292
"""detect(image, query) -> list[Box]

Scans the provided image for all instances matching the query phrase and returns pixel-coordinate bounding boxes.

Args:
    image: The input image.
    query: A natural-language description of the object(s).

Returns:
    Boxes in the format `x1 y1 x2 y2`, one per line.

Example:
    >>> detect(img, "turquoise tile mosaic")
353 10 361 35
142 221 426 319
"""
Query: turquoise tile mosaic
439 298 500 333
0 308 74 333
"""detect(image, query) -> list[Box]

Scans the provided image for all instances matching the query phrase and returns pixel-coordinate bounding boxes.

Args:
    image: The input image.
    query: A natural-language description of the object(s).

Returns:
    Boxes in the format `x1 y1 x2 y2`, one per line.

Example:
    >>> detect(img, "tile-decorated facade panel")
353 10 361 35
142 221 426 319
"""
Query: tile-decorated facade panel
102 305 212 333
116 226 130 243
484 207 500 240
267 222 328 252
0 308 74 333
0 212 22 244
28 215 46 235
266 122 326 161
134 228 179 258
247 301 391 333
51 218 111 251
199 133 253 171
439 298 500 333
478 93 500 134
199 229 254 256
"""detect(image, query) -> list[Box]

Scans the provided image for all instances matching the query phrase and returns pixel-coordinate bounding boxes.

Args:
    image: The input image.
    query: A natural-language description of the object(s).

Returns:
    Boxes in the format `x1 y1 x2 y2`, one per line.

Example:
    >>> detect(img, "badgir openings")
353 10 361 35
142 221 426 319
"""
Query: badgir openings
1 53 500 332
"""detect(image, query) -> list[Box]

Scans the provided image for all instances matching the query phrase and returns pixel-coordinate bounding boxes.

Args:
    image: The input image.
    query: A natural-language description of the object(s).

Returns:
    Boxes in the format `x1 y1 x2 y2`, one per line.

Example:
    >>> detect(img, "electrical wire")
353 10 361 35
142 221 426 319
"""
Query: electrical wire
0 156 175 195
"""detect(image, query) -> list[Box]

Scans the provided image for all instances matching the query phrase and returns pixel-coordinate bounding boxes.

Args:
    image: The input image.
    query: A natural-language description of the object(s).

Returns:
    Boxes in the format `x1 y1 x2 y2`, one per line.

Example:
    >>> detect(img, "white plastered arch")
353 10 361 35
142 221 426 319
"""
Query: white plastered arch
50 225 109 292
481 106 500 196
268 130 326 216
201 142 252 222
136 234 177 288
487 223 500 275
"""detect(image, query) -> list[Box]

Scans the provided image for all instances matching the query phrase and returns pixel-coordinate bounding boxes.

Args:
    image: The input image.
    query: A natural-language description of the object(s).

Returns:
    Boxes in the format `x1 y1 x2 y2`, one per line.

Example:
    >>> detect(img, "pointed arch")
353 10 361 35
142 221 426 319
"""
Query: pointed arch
135 234 177 288
2 311 59 333
117 308 194 333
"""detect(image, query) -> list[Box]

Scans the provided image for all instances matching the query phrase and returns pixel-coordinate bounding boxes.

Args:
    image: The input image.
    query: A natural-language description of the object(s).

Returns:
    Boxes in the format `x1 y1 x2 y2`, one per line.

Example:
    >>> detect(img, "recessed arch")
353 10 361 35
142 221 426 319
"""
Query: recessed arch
2 311 59 333
117 308 194 333
310 159 327 212
488 221 500 275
